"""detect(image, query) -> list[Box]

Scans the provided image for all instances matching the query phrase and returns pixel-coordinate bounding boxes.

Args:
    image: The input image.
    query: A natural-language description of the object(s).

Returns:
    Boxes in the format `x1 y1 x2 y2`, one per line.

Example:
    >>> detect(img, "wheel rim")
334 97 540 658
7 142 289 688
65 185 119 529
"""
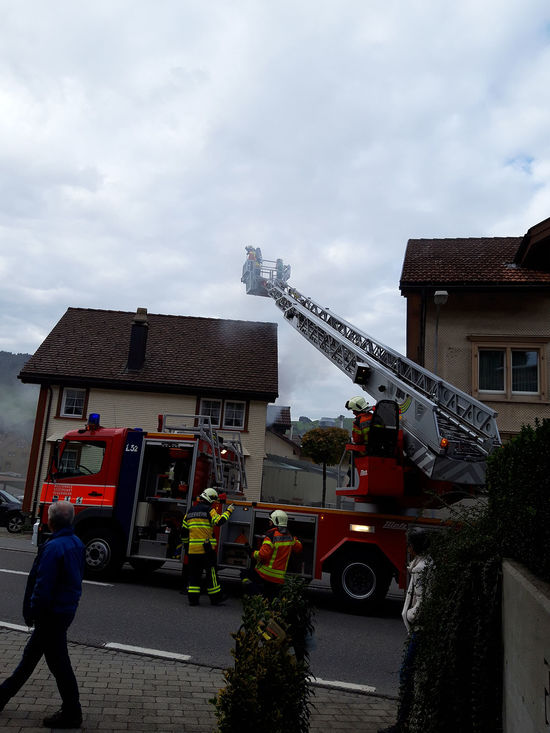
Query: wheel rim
8 515 23 532
341 561 377 600
85 538 111 570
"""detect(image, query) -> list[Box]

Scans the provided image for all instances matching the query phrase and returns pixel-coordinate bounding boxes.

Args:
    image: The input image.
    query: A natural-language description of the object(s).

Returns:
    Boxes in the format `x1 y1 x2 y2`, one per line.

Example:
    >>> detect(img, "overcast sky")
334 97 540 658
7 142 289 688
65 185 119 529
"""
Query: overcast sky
1 1 549 419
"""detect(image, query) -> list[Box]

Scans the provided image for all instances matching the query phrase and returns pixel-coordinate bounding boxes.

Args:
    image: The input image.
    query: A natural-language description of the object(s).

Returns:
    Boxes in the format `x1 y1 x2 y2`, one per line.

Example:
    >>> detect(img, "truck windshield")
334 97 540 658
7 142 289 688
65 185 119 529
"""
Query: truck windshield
56 440 106 479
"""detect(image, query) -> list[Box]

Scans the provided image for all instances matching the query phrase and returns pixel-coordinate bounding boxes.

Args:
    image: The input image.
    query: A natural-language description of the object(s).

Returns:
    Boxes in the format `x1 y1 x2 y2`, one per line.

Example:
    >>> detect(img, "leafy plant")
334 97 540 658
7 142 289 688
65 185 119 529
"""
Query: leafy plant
301 426 349 505
213 577 314 733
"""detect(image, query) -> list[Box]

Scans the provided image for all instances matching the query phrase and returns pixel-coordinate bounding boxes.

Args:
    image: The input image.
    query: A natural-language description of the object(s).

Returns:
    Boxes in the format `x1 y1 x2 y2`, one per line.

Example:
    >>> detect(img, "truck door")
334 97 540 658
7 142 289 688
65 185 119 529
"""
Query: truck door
41 437 112 509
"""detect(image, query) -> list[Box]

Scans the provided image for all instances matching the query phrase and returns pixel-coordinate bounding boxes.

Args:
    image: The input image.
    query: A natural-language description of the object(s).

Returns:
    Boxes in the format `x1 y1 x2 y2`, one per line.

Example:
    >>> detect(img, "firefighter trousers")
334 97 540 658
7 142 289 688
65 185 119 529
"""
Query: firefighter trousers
187 551 223 605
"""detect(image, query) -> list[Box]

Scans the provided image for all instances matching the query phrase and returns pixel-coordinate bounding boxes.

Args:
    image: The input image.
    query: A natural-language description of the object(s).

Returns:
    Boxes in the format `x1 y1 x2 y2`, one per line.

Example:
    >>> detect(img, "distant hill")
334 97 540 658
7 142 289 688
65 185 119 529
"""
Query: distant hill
0 351 37 438
292 416 353 439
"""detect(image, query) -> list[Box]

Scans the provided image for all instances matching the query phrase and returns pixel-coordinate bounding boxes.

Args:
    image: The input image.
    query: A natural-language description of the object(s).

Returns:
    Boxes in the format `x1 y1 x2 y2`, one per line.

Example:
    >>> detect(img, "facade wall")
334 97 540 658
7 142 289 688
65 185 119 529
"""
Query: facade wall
32 387 268 507
264 431 301 459
502 559 550 733
420 291 550 436
261 464 339 507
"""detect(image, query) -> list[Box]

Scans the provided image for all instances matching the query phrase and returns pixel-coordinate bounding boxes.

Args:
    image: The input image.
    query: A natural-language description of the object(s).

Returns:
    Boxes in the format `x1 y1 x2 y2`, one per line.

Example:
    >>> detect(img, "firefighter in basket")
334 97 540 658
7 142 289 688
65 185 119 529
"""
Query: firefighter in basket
243 510 302 600
345 395 374 452
181 488 234 606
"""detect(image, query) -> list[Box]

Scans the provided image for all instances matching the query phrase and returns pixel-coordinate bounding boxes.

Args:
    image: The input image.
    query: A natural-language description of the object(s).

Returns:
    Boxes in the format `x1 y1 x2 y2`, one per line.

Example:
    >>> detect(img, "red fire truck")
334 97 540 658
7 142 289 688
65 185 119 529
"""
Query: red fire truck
34 254 501 612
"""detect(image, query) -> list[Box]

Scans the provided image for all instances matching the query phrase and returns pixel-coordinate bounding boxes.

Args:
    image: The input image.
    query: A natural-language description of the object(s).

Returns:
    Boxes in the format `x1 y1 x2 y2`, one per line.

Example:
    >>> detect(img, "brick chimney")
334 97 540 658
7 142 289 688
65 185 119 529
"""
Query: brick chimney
127 307 149 371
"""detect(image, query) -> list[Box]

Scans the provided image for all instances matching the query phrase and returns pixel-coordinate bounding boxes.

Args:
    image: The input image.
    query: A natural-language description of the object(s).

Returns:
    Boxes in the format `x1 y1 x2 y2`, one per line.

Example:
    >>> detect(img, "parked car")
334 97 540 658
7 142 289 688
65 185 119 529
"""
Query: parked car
0 489 26 533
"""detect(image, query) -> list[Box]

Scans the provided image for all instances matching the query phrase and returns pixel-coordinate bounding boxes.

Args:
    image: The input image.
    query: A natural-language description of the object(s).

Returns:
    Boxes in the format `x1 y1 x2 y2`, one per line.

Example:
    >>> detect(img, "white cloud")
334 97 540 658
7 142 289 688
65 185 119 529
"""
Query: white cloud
1 0 550 417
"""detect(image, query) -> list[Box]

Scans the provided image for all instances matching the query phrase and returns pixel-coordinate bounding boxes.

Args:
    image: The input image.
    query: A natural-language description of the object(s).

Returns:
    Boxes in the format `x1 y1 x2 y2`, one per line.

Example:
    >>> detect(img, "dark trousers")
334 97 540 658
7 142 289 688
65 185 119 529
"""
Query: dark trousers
0 612 80 713
187 552 222 604
241 568 281 601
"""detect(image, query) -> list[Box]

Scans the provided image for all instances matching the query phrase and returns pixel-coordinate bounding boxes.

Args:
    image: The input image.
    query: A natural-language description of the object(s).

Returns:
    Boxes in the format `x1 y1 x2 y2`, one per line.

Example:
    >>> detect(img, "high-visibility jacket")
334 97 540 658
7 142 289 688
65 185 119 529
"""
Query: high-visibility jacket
352 410 372 445
254 527 303 585
182 500 233 555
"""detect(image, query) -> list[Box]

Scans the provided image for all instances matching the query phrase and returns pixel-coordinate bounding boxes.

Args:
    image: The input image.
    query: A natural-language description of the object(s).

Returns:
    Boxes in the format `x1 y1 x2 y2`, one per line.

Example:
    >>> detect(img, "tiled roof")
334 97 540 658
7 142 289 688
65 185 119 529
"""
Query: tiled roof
400 236 550 288
267 405 292 428
19 308 278 399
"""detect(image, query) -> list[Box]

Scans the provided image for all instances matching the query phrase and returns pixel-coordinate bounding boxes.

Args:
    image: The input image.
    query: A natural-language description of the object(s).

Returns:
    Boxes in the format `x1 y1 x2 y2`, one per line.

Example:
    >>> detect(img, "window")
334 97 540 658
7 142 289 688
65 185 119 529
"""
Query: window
472 339 546 401
57 440 106 478
223 401 246 429
197 398 248 430
199 399 222 427
60 388 87 418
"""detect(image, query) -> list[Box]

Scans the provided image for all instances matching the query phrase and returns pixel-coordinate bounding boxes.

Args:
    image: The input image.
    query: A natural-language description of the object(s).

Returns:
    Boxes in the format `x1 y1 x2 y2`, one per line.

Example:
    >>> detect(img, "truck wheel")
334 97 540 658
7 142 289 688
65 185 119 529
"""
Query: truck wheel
330 553 392 612
82 530 123 579
129 558 165 574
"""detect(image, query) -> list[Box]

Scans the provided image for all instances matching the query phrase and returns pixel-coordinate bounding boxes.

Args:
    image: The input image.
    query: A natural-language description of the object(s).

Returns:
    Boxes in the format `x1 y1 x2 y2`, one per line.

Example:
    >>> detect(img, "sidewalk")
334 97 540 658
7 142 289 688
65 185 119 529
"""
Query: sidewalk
0 628 397 732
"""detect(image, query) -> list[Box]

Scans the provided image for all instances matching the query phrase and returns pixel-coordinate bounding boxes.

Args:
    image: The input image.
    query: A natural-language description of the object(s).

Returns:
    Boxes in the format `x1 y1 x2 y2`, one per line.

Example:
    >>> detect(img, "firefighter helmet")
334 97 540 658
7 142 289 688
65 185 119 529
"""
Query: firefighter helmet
345 396 371 412
270 509 288 528
200 488 219 504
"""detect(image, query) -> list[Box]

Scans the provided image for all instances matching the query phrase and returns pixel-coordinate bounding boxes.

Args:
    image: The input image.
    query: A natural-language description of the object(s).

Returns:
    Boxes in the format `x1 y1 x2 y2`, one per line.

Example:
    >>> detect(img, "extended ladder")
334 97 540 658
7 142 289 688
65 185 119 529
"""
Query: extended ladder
242 251 501 485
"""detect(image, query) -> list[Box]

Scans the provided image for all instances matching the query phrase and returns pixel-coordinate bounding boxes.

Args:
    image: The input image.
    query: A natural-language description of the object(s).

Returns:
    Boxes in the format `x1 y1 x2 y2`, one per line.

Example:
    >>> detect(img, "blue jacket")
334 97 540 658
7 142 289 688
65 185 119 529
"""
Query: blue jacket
23 526 85 623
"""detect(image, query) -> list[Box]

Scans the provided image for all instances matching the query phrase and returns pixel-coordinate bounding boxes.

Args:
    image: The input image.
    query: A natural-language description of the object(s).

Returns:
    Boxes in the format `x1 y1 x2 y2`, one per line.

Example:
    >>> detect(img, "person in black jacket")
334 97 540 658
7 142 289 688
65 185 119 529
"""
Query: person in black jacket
0 500 85 729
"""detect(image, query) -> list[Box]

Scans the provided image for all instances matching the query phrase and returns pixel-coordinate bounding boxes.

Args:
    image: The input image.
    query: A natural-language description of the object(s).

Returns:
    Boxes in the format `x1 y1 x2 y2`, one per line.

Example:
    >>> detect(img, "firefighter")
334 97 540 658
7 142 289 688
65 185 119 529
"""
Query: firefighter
243 510 302 600
345 395 373 450
181 488 234 606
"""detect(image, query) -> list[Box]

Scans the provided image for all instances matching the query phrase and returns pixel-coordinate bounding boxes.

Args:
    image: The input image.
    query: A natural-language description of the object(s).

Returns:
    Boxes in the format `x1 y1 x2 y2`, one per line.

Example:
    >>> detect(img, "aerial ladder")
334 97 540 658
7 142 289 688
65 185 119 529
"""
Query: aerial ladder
242 247 501 488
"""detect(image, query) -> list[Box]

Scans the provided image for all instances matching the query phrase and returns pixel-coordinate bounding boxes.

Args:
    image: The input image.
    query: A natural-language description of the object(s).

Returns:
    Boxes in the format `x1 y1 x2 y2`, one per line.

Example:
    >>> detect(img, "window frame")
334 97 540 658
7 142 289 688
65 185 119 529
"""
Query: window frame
470 336 548 403
196 397 249 431
198 398 223 428
57 387 89 419
222 400 247 430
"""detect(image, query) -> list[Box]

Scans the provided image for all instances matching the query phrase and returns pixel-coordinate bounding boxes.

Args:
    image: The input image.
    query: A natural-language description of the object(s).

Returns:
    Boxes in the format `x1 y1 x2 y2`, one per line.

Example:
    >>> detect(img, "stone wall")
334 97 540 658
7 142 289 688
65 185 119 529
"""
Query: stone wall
502 559 550 732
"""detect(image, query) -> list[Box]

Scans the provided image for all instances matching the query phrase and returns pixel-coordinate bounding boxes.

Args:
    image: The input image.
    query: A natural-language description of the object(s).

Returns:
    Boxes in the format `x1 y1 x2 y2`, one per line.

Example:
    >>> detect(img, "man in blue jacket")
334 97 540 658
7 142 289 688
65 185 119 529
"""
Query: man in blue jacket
0 500 85 729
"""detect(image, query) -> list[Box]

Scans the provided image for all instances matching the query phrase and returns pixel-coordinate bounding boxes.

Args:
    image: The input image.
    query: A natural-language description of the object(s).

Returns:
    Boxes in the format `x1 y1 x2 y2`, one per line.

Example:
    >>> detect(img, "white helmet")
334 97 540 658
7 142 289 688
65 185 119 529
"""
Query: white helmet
270 509 288 528
345 396 371 412
200 488 219 504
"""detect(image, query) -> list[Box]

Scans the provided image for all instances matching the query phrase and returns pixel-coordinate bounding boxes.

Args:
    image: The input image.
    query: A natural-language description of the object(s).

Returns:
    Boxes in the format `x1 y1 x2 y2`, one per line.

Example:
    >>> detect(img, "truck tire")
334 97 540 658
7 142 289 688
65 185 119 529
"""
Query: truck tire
330 553 392 612
82 530 124 579
128 558 165 574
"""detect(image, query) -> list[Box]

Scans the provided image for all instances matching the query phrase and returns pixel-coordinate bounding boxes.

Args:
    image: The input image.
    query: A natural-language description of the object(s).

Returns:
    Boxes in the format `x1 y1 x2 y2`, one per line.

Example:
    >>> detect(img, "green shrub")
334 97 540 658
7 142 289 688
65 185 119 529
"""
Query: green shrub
406 418 550 731
487 418 550 582
407 516 502 733
213 577 314 733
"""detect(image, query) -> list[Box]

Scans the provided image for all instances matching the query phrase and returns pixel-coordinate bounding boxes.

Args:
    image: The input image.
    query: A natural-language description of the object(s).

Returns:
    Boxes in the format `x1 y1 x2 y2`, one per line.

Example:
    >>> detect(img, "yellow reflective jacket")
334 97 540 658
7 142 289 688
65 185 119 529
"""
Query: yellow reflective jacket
182 500 233 555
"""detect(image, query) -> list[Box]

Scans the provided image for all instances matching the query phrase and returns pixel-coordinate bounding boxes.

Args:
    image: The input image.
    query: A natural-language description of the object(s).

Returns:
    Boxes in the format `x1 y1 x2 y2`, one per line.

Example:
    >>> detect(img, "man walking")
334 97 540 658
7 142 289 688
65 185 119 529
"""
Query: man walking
0 500 85 729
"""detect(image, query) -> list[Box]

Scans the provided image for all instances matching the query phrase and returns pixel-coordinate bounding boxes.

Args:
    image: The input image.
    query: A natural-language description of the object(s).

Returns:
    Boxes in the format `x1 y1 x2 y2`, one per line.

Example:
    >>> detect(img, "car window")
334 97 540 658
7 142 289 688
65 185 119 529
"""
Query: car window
0 490 21 503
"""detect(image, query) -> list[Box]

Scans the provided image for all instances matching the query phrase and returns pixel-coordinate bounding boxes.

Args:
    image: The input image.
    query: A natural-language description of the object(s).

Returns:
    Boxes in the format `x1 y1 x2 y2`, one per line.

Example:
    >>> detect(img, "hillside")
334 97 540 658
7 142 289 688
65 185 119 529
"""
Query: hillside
0 352 37 475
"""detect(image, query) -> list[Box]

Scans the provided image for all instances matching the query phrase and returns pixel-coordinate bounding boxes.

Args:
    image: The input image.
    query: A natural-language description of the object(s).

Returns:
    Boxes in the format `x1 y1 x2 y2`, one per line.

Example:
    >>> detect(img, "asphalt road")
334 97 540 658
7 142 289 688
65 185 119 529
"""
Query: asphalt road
0 535 406 696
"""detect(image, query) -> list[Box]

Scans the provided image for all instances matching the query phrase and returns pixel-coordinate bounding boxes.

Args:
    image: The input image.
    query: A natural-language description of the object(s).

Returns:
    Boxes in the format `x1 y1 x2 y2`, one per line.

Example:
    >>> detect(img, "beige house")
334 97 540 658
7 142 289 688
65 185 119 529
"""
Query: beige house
19 307 278 512
400 216 550 441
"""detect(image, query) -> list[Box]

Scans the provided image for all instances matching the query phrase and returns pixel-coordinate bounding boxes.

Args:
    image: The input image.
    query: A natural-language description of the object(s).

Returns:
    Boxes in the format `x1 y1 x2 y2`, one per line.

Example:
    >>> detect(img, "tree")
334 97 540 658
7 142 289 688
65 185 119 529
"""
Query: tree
300 427 349 506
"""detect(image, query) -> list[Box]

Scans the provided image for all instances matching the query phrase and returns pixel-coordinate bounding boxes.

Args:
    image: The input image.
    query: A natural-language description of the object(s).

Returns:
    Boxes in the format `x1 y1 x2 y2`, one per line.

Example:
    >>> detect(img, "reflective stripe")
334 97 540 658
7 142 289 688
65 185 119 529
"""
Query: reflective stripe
255 530 302 585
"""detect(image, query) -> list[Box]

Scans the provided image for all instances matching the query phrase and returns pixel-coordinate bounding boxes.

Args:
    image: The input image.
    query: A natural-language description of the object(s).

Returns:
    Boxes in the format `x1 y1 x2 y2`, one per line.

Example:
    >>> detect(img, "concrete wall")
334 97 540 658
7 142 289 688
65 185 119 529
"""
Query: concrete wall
502 559 550 733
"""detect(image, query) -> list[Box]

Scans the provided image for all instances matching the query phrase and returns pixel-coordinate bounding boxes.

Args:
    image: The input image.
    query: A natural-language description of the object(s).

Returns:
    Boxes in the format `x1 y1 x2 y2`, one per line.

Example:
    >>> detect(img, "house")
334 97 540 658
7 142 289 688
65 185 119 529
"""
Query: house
19 307 278 511
400 216 550 441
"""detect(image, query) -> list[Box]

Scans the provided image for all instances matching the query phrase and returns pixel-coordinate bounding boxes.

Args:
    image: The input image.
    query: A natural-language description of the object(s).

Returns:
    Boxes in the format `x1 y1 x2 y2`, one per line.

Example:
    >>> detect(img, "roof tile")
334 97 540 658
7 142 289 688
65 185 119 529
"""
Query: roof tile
400 237 550 287
20 308 278 398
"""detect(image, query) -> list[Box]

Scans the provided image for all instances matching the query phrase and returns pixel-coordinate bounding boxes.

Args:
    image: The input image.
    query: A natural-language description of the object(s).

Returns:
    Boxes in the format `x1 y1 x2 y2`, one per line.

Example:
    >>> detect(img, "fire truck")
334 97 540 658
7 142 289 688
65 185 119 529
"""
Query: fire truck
35 252 501 612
